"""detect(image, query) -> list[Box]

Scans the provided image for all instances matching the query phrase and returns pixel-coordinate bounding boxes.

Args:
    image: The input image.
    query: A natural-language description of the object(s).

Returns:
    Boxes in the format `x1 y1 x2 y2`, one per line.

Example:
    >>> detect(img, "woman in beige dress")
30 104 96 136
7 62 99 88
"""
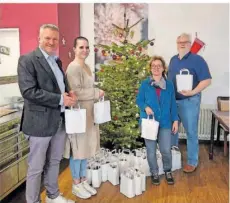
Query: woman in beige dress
64 36 104 199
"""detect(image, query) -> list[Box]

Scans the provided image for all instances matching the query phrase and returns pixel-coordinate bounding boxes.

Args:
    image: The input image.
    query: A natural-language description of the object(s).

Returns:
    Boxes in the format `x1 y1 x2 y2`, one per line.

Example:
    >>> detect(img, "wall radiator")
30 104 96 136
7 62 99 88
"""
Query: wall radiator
178 105 226 141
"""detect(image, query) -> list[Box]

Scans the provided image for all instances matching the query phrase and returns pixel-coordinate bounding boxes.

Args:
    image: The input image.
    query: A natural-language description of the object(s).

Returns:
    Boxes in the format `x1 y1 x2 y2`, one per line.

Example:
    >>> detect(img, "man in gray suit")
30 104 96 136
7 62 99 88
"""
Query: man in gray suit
18 24 76 203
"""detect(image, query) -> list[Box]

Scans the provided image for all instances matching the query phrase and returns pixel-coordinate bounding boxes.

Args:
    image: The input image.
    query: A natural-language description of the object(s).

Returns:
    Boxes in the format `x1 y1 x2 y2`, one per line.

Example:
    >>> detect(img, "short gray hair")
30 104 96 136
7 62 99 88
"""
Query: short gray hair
39 24 59 35
177 33 191 43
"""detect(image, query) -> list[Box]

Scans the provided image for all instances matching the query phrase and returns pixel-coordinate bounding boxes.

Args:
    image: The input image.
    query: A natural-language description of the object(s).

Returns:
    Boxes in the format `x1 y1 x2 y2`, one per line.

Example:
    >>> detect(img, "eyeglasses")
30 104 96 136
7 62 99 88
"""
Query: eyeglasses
151 65 163 69
79 46 90 49
177 41 191 45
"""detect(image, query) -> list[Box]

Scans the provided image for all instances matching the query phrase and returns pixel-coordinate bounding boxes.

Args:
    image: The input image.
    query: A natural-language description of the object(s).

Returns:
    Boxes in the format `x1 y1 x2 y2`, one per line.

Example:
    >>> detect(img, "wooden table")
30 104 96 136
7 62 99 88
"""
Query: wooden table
209 110 229 160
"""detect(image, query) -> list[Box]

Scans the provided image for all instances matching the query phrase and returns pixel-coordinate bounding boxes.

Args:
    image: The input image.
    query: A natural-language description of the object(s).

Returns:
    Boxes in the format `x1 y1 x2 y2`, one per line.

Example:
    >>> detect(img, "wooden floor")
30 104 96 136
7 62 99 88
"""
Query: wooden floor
41 144 229 203
2 143 229 203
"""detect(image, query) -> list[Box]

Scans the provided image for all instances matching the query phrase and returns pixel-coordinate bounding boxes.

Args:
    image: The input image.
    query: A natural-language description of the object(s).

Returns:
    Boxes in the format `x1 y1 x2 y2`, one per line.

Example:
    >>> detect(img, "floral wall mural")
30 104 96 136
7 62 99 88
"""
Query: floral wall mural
94 3 148 72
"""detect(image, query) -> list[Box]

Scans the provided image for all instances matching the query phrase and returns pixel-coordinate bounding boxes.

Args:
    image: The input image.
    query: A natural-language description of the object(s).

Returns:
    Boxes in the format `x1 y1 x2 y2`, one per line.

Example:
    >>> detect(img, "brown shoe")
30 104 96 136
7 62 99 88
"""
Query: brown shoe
183 164 196 173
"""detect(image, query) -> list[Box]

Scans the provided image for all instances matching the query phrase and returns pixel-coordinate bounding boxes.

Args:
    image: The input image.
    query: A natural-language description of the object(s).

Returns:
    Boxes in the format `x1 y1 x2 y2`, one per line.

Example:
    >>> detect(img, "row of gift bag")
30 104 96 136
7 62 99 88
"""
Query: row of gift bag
86 147 181 198
64 97 111 134
87 161 146 198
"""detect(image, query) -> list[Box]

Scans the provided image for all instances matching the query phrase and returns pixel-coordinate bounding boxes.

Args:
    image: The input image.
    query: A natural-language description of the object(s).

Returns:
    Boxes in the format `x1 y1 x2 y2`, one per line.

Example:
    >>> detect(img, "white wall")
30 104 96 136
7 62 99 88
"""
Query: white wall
80 3 229 106
80 3 95 75
148 3 229 106
0 28 20 76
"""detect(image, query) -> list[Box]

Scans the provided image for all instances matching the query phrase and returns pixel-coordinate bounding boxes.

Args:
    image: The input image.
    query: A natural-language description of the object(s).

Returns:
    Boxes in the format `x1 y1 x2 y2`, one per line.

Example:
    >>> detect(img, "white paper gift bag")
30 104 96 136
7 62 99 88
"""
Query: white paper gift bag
140 172 146 192
120 149 133 167
141 148 151 176
118 150 131 175
108 149 119 163
132 149 144 168
101 161 110 182
120 173 135 198
132 151 142 170
86 164 92 185
91 164 102 188
120 168 145 198
157 157 164 175
108 162 119 185
65 105 86 134
119 157 129 175
134 173 142 196
134 168 146 192
141 155 151 177
141 116 159 140
176 68 193 92
94 97 111 124
171 147 182 171
156 149 164 175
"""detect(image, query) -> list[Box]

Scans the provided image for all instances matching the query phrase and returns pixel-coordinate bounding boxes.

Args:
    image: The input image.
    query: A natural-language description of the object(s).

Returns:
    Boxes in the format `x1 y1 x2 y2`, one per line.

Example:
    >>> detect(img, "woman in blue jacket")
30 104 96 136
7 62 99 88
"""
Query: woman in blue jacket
136 56 178 185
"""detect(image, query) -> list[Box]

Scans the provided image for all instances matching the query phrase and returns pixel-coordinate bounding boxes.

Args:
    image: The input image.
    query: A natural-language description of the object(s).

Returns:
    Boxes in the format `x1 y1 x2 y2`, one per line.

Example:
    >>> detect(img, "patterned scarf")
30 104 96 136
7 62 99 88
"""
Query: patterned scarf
150 77 166 90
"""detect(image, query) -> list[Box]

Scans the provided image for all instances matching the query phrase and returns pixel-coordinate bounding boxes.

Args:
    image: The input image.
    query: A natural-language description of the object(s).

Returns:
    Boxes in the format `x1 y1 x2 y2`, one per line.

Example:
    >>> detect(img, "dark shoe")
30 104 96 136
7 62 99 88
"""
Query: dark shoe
183 164 196 173
151 174 160 185
165 171 174 185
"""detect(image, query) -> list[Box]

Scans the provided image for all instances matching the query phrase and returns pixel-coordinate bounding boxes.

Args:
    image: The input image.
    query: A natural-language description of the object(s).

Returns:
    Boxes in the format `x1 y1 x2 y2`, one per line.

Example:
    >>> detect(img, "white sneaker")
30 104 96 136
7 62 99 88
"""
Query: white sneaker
72 183 91 199
46 194 75 203
82 180 97 195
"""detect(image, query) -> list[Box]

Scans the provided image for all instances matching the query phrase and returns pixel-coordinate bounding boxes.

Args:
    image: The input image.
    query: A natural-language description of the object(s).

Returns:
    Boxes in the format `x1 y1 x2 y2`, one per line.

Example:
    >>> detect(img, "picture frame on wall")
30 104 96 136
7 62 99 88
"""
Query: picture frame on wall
0 28 20 82
0 28 21 105
0 45 10 56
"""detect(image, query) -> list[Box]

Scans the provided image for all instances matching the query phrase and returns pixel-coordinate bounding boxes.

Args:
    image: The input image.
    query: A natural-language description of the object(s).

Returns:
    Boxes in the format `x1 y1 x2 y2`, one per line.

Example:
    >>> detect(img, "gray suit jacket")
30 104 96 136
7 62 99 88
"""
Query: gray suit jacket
17 48 69 137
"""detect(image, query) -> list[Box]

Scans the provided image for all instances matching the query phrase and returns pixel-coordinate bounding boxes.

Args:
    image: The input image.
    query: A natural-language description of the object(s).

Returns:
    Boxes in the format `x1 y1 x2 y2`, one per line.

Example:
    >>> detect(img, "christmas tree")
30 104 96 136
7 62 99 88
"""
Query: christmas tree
95 6 154 149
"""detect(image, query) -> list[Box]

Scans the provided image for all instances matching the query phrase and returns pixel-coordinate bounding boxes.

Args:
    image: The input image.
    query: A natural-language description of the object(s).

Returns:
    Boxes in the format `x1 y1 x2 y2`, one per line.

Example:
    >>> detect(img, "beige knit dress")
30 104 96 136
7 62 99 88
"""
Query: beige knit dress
63 61 100 159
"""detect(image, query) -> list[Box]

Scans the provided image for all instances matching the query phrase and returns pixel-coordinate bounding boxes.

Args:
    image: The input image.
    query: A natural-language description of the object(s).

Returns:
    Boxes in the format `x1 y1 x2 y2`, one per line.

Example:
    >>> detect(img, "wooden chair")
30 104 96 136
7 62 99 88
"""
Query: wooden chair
216 96 229 156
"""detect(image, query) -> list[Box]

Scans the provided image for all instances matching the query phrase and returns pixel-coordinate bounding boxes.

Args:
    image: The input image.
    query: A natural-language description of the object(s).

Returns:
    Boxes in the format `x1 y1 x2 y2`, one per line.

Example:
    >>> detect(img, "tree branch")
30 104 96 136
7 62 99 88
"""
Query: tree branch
129 18 144 29
112 23 124 31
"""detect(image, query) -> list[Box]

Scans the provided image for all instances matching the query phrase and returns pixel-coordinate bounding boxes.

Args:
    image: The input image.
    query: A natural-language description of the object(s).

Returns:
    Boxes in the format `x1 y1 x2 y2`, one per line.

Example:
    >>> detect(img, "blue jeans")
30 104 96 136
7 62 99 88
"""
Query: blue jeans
69 157 87 179
171 101 180 147
172 94 201 166
145 128 172 175
171 132 179 147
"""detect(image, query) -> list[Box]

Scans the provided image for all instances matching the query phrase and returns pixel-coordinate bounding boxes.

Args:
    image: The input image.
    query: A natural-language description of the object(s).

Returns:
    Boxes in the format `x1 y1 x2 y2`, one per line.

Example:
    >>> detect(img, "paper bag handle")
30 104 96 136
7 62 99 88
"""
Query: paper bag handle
147 114 156 121
99 96 105 102
70 102 81 110
121 149 131 155
179 68 190 75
